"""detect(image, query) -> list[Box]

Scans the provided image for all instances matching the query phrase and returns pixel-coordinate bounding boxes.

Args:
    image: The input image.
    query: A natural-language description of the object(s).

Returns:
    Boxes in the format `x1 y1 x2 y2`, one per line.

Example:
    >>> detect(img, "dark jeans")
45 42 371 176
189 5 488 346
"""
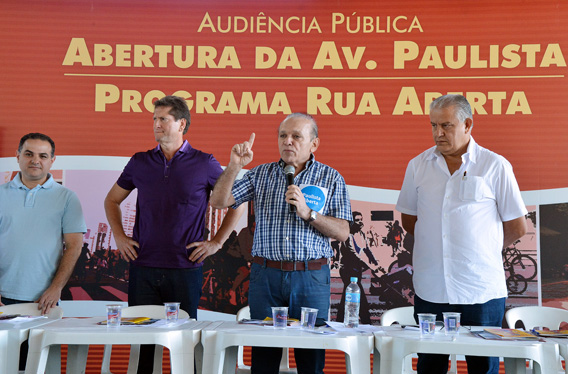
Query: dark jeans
249 261 330 374
2 297 34 370
128 263 203 374
413 294 506 374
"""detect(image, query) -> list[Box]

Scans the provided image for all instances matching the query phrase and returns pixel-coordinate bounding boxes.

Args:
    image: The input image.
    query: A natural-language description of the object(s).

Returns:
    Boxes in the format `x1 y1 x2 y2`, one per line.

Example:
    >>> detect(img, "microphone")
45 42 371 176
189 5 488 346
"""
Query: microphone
284 165 296 213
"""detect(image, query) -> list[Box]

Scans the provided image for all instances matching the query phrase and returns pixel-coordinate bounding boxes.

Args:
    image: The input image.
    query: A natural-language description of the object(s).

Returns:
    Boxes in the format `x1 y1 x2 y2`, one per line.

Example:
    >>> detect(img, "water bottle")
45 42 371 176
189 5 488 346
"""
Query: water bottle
344 277 360 328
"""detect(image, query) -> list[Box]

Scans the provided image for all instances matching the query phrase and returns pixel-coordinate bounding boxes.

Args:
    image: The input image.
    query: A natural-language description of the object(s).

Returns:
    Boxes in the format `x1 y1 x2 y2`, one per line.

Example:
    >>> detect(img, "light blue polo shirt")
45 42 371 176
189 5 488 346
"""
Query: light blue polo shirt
0 173 86 301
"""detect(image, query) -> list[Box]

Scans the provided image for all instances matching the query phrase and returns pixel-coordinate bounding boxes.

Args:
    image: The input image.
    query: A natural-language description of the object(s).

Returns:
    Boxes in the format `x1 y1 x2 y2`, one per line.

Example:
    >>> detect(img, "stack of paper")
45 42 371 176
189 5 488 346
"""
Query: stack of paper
531 329 568 338
472 328 540 340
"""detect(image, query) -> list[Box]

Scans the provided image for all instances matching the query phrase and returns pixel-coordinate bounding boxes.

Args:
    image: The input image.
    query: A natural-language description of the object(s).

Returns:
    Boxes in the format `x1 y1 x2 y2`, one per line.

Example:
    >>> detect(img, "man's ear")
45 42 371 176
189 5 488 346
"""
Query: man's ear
310 137 320 153
464 118 473 133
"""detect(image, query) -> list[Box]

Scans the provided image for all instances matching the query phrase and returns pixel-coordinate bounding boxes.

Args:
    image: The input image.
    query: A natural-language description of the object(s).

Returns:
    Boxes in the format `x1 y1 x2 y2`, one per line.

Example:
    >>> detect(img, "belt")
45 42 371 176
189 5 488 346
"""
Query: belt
253 256 328 271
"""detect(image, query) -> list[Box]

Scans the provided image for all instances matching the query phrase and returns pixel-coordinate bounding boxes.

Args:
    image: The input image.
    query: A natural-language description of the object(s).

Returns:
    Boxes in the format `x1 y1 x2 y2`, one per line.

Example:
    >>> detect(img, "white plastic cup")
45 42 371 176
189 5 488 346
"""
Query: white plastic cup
300 307 318 330
417 313 436 338
271 306 288 329
106 304 122 327
164 302 180 323
443 312 461 336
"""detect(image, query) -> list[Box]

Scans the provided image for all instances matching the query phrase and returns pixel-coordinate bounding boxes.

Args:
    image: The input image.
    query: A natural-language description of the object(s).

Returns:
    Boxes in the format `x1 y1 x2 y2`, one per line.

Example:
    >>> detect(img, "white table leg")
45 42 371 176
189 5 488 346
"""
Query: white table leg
169 348 193 374
201 331 225 374
535 342 561 374
169 331 199 374
0 331 20 374
376 336 403 374
345 350 371 374
25 330 50 374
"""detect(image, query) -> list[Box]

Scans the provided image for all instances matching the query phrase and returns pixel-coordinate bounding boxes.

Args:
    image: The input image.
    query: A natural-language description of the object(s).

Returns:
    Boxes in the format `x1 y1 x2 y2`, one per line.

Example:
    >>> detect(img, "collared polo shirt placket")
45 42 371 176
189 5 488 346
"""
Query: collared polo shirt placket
24 184 43 207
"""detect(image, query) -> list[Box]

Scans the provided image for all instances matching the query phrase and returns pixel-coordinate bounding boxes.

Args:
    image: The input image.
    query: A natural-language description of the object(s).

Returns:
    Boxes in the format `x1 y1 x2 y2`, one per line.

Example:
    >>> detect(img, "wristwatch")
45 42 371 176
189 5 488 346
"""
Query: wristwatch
307 209 317 223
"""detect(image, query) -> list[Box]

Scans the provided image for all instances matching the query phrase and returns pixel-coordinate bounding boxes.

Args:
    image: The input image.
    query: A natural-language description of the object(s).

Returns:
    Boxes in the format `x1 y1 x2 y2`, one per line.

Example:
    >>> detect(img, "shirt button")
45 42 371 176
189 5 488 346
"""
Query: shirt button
285 237 289 241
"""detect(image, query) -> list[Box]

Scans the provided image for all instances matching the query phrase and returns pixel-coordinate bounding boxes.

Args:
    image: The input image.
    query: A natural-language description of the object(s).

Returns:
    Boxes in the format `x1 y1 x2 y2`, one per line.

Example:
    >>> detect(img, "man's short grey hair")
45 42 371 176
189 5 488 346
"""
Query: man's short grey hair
280 113 319 140
430 94 472 123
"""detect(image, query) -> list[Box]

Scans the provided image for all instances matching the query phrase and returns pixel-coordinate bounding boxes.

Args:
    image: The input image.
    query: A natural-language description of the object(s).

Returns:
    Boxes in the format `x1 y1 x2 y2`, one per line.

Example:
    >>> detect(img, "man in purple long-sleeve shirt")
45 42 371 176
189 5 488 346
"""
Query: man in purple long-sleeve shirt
105 95 242 373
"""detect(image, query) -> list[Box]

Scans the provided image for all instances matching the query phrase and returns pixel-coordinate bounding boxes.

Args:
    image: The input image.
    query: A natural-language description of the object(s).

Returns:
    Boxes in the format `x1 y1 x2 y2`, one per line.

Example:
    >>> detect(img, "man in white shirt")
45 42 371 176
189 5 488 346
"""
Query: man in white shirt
396 94 527 374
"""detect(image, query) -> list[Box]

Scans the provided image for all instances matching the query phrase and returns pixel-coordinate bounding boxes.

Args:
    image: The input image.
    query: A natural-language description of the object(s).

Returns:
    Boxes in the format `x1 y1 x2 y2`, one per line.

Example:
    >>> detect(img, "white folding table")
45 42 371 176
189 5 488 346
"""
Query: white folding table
24 317 210 374
201 321 374 374
373 326 560 374
0 316 58 374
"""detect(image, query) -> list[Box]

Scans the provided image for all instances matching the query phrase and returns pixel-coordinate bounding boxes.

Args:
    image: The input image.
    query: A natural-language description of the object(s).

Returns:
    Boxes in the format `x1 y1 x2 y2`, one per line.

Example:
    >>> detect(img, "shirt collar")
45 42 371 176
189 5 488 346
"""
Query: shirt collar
154 140 191 155
464 137 478 164
11 172 55 190
427 136 478 165
278 154 316 171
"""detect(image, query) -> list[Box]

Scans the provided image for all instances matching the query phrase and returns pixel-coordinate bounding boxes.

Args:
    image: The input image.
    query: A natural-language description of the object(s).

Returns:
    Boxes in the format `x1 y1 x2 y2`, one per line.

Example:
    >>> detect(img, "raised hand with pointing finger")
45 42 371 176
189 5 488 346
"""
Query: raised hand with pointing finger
230 133 255 169
210 133 256 208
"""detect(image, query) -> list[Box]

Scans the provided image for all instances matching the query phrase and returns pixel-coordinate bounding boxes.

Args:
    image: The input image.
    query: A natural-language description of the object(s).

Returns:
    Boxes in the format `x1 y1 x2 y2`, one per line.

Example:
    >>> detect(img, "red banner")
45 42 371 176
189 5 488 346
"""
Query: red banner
1 0 567 191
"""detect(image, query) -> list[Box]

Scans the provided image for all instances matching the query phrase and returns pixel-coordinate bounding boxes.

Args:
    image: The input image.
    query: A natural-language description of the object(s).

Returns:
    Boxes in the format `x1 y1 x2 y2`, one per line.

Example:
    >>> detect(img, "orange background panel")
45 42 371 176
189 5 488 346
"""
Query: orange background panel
1 0 567 191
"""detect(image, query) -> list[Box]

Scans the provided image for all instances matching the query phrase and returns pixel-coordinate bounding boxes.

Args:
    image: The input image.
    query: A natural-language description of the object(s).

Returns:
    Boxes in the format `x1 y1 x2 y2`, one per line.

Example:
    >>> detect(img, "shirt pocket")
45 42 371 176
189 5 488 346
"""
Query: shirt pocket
459 176 485 201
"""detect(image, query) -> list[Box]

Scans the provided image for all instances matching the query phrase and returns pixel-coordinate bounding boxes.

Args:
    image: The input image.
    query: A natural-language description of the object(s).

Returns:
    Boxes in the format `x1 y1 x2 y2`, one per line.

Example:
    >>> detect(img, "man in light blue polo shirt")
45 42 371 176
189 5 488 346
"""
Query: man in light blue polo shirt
0 133 86 315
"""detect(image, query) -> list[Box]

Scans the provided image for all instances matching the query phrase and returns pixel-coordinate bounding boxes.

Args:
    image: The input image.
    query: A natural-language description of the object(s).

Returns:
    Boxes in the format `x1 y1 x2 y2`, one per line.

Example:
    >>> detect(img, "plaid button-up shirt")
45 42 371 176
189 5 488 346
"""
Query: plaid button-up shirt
232 156 352 261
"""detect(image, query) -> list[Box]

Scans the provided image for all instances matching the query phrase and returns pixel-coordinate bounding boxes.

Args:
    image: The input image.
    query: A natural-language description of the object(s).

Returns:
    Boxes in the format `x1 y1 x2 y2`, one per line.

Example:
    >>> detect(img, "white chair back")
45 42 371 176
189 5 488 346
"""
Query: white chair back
381 306 415 326
506 306 568 330
505 306 568 373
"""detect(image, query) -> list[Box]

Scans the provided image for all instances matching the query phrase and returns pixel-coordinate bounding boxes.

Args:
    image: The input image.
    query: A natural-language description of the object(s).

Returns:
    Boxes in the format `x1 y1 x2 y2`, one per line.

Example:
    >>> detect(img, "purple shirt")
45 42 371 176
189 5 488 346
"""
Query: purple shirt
116 140 222 268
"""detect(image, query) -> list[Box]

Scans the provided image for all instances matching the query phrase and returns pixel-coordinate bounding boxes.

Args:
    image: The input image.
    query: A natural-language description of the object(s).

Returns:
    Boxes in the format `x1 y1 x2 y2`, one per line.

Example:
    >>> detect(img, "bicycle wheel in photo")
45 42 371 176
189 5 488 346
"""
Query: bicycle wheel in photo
506 274 528 295
510 254 537 281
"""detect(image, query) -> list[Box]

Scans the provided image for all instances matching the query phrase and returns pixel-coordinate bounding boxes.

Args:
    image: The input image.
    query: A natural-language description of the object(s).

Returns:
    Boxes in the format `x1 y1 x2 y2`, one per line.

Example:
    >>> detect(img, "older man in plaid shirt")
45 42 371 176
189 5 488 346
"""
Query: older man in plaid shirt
210 113 352 374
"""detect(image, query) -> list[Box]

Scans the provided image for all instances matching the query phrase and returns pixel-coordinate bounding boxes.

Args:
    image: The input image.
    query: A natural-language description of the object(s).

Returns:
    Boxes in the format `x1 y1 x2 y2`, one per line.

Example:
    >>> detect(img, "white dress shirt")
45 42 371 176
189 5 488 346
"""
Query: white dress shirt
396 138 527 304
